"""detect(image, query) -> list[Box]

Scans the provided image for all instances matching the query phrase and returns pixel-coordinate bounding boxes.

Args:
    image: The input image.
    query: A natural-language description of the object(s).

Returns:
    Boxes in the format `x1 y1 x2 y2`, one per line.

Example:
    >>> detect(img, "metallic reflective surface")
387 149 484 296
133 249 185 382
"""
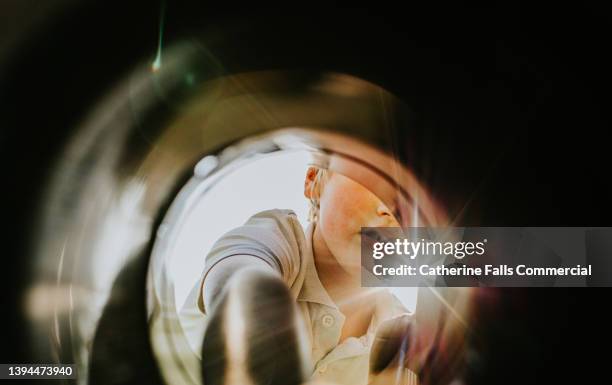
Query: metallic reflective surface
27 36 470 383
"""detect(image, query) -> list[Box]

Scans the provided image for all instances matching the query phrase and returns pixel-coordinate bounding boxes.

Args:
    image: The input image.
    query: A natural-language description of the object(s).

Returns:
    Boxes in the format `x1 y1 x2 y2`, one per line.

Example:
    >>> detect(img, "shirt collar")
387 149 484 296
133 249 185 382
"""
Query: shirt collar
296 222 338 308
297 222 413 362
297 223 411 327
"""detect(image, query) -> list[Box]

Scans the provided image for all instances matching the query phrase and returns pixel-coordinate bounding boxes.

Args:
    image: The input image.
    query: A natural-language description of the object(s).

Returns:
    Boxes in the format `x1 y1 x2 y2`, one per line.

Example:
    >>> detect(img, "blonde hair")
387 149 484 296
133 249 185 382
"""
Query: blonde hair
307 167 331 222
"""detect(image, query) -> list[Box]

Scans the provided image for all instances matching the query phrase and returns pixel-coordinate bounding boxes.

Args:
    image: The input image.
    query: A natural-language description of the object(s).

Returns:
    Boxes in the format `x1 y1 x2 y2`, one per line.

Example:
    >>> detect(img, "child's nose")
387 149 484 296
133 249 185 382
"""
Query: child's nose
376 204 392 217
376 204 396 224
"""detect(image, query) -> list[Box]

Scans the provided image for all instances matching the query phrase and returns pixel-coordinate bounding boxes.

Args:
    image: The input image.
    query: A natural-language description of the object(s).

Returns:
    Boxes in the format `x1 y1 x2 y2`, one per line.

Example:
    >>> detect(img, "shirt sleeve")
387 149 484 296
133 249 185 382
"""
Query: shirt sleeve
197 209 304 313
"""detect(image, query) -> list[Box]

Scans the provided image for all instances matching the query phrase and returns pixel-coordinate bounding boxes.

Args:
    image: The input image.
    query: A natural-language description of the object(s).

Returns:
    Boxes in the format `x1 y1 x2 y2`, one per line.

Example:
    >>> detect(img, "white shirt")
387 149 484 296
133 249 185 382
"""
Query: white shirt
177 209 416 385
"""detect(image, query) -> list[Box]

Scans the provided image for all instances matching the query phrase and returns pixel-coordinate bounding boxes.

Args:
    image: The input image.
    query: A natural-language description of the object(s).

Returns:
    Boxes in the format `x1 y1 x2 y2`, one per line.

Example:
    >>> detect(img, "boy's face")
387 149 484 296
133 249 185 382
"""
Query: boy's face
311 169 401 276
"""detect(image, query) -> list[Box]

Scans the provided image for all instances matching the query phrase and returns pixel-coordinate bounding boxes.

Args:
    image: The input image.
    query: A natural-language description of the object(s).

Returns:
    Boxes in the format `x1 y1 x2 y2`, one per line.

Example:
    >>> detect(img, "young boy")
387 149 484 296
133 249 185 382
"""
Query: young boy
180 155 427 385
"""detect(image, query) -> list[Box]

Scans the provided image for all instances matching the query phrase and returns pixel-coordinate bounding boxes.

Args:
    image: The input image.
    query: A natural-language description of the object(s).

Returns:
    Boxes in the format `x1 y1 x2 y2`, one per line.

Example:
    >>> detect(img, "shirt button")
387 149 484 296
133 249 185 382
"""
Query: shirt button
321 314 335 327
318 364 328 373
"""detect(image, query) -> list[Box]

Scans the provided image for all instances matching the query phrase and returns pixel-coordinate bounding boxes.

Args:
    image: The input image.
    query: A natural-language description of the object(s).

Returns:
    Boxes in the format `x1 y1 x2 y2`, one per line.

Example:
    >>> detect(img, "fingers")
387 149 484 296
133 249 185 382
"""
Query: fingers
369 288 475 385
369 314 413 375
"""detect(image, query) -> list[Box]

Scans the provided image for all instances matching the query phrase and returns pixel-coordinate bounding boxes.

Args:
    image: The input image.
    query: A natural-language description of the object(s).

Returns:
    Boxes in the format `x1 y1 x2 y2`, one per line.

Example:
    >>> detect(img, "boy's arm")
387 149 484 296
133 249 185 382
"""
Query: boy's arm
200 254 282 316
200 255 308 385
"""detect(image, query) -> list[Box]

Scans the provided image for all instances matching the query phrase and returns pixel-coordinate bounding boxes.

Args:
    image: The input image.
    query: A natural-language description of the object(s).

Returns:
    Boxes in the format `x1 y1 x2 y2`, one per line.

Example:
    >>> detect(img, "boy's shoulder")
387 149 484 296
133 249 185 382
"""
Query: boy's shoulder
218 208 303 242
250 208 298 221
214 208 306 284
242 209 302 238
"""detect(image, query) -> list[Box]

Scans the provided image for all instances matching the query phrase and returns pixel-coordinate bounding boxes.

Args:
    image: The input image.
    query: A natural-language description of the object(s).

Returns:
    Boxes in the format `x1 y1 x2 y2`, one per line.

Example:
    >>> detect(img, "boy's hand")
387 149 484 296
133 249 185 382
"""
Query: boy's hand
201 268 310 385
368 288 473 385
368 314 418 385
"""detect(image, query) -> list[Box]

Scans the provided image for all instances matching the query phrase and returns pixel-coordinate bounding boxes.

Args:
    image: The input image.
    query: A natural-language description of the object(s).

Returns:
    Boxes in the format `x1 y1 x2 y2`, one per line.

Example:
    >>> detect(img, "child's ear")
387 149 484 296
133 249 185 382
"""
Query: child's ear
304 167 318 199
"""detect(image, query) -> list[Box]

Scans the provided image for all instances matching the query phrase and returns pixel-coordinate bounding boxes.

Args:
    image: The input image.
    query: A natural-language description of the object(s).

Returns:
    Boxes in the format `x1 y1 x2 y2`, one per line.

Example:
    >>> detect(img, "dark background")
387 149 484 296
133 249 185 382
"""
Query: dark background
1 1 610 384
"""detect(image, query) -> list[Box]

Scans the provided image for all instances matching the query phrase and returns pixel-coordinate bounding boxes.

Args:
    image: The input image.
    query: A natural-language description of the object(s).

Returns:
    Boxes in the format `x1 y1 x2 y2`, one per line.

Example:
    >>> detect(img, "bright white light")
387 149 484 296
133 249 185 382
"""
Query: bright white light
169 151 311 308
